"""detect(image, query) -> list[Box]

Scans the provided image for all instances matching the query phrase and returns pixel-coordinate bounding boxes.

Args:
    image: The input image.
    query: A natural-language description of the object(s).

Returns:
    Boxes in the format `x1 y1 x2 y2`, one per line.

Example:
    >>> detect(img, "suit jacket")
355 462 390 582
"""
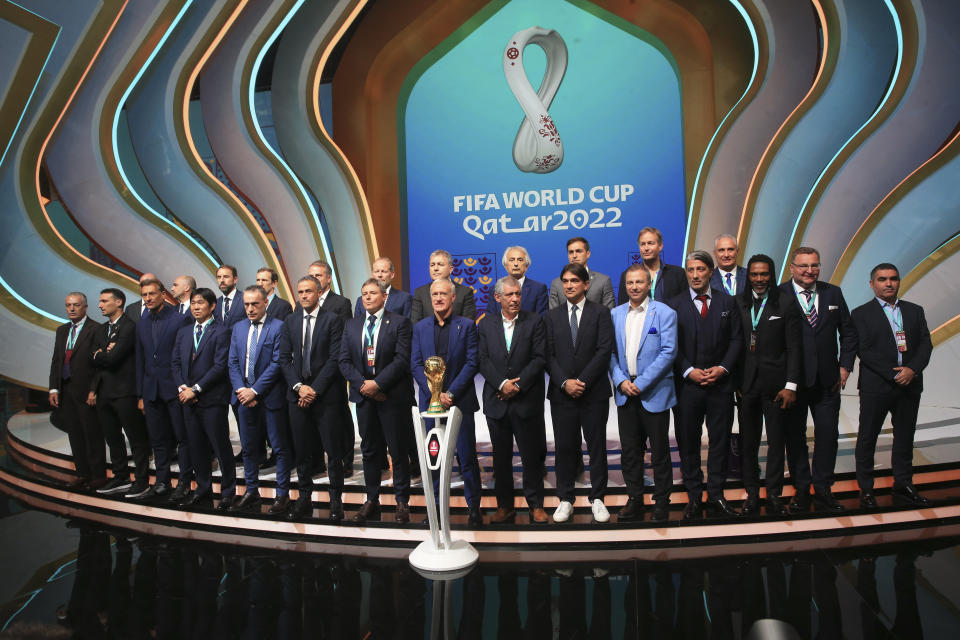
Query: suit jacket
319 291 352 324
609 300 677 411
227 316 286 410
216 291 247 327
617 262 687 305
136 306 191 402
278 308 346 405
736 287 802 396
90 315 138 399
667 288 743 393
544 299 614 404
411 315 479 413
477 310 546 419
711 266 747 296
354 286 413 319
49 317 102 399
339 310 415 406
411 281 476 324
852 298 931 394
171 319 232 406
484 277 548 317
778 280 856 388
125 299 175 323
550 270 615 310
266 295 293 321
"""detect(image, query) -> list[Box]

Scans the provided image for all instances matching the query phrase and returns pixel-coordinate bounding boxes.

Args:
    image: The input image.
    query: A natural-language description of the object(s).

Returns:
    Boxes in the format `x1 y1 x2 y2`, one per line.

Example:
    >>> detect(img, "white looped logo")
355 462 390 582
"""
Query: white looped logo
503 27 567 174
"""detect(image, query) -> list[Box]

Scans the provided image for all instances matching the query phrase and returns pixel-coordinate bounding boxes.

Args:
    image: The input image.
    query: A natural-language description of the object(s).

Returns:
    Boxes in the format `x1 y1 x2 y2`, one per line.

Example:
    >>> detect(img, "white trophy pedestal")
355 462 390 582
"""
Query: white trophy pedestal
408 539 479 578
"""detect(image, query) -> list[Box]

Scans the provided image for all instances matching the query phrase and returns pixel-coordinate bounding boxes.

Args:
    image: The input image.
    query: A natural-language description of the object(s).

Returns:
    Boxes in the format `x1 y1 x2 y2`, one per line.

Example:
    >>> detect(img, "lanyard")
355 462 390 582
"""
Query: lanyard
66 321 81 350
722 272 736 296
797 289 817 316
750 296 768 330
365 315 380 344
882 303 903 331
649 270 659 300
193 321 209 350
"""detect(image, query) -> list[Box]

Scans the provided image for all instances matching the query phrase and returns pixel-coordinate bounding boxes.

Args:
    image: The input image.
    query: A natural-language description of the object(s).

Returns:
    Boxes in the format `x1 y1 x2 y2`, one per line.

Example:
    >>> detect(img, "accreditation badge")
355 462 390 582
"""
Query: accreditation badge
366 345 376 367
749 331 757 352
896 331 907 352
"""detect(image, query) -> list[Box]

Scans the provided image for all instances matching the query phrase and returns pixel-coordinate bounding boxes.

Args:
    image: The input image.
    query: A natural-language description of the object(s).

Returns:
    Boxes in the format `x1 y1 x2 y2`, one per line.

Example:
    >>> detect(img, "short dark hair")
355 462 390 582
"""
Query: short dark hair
870 263 899 280
140 278 163 292
100 288 126 306
560 263 589 281
566 236 590 251
296 275 320 289
790 247 820 263
191 288 217 307
361 277 387 293
746 253 775 275
256 267 279 283
243 285 267 300
217 264 238 278
309 260 332 277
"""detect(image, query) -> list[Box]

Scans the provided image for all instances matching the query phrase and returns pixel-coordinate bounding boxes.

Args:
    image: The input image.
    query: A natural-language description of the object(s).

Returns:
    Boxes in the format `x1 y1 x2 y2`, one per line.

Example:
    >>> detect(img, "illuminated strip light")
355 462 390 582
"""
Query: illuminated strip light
783 0 904 281
0 274 65 322
109 0 219 267
248 0 340 292
684 0 759 254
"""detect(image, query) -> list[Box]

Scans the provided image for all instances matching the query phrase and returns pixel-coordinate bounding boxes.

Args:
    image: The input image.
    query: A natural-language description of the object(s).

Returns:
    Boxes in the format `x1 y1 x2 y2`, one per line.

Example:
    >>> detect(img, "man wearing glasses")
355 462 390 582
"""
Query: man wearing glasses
779 247 857 512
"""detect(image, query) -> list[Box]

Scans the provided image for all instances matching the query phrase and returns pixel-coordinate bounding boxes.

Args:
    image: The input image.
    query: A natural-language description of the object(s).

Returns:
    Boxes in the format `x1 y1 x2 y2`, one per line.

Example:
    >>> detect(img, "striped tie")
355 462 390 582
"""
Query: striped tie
802 290 819 327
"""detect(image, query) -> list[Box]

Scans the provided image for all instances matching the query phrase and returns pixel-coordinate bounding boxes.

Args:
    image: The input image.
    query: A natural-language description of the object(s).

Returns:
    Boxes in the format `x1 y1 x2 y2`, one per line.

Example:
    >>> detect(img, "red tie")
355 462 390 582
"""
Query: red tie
696 295 708 319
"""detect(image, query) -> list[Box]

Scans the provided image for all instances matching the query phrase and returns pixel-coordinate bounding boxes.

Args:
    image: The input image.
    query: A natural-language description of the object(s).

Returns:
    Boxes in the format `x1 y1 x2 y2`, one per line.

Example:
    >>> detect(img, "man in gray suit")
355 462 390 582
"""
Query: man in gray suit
410 249 477 323
549 237 615 309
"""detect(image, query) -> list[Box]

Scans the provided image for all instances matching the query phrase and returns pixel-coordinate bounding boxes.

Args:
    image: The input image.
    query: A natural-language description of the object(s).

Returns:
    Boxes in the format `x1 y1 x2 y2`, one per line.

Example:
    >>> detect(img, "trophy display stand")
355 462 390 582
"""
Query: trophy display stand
408 405 479 576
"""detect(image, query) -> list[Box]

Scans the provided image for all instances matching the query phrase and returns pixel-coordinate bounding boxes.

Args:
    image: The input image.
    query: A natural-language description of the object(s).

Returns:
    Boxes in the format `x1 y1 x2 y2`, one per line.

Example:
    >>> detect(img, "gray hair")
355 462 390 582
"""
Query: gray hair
361 277 388 294
65 291 87 305
494 276 521 296
714 233 737 249
501 246 531 268
243 284 268 300
296 275 320 289
685 250 714 271
429 249 452 265
430 278 456 294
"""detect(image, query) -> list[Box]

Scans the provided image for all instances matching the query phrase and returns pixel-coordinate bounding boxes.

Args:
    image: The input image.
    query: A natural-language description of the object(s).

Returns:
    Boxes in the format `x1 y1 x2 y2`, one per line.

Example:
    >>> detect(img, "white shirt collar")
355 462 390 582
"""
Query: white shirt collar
303 306 319 320
628 297 648 313
689 288 711 300
516 275 526 289
367 307 385 322
792 280 817 294
195 317 213 330
566 298 584 314
501 312 518 327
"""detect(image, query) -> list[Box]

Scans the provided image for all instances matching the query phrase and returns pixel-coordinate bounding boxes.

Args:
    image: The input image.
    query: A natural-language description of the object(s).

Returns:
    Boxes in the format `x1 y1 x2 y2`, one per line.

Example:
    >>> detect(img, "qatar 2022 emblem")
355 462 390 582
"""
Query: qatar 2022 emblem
503 26 567 174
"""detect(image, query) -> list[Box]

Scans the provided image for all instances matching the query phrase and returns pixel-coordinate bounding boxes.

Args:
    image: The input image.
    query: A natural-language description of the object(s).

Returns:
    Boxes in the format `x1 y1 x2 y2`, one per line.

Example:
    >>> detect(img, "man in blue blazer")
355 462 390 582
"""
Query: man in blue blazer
411 278 483 526
484 246 548 317
227 285 292 514
171 288 235 510
354 257 413 318
710 234 747 296
133 279 192 500
215 265 247 327
667 251 743 519
609 264 677 522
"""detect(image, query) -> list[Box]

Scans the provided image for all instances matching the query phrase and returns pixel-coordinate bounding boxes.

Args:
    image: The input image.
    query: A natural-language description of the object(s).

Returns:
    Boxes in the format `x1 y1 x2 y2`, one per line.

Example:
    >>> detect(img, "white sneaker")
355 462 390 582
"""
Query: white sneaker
553 500 573 523
592 499 610 523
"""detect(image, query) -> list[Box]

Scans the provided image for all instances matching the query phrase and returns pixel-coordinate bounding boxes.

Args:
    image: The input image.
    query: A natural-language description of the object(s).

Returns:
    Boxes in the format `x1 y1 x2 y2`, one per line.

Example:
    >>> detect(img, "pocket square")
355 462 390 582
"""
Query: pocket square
829 305 839 311
768 315 781 320
721 311 730 317
648 326 658 335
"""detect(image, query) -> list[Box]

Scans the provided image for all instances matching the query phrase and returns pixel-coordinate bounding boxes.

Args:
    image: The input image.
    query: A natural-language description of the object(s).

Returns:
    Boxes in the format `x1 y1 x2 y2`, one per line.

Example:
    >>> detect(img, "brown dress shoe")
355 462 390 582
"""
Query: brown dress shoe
395 502 410 524
353 500 381 522
530 507 549 524
490 507 516 524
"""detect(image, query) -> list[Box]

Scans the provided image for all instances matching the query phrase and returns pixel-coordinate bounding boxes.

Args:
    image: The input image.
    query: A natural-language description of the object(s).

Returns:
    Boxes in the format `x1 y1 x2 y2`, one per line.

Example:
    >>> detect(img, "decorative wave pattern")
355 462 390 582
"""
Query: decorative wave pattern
0 0 957 409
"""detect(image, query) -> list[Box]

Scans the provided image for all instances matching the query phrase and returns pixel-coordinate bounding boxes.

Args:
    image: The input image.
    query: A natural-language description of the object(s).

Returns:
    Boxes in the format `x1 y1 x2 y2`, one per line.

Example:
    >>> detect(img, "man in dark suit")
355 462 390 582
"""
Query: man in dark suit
339 278 415 524
215 265 246 327
735 255 803 516
256 267 292 321
411 278 483 526
49 292 105 490
91 288 150 497
617 228 687 305
485 246 548 317
852 263 933 508
278 276 347 522
353 257 413 318
667 250 743 519
550 237 615 309
478 276 548 524
411 249 477 323
132 278 193 500
779 246 856 512
711 234 747 296
227 285 292 514
124 272 173 322
171 288 236 509
545 263 615 523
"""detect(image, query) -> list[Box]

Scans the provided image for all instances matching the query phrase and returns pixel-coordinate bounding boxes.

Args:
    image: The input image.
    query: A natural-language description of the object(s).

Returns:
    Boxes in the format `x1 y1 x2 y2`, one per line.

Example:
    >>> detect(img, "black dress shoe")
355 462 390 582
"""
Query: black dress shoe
652 502 670 522
288 497 313 520
216 495 235 511
859 491 877 509
353 500 381 522
181 493 213 508
268 495 291 514
396 502 410 524
892 484 930 507
740 496 761 516
617 497 643 522
813 490 845 512
65 477 90 491
231 492 261 512
788 492 811 513
329 498 345 523
468 506 484 527
682 501 702 520
136 482 170 501
706 497 741 518
169 483 191 503
766 497 788 516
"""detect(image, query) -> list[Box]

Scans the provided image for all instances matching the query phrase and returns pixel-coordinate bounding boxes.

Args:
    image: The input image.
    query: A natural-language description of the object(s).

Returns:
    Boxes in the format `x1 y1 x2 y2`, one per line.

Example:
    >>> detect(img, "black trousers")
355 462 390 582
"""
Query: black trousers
357 400 411 503
793 382 840 492
289 400 343 498
59 380 105 480
313 403 355 466
551 399 608 502
674 382 734 501
183 402 236 498
487 411 546 510
739 389 805 499
617 397 672 504
96 395 149 483
855 389 921 491
143 396 190 485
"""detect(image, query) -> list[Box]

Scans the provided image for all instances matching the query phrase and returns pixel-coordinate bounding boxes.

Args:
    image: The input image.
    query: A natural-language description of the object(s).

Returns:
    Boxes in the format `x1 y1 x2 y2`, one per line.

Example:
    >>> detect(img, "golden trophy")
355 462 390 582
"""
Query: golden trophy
424 356 446 414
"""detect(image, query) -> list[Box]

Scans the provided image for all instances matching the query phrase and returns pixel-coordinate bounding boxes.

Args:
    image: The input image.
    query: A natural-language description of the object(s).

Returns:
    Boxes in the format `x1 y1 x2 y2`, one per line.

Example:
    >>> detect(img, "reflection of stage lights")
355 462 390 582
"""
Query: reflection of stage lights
503 27 567 174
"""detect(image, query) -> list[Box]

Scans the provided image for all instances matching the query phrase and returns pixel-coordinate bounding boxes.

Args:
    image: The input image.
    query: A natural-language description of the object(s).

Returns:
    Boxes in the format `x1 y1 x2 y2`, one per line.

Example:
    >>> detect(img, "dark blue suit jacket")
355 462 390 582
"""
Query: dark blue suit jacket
278 308 345 405
171 319 231 406
339 310 415 406
667 288 743 393
778 280 856 388
484 277 548 317
354 287 412 319
852 298 931 394
266 295 293 321
711 266 747 296
477 310 546 419
227 316 285 410
411 315 479 413
136 305 192 402
216 291 247 327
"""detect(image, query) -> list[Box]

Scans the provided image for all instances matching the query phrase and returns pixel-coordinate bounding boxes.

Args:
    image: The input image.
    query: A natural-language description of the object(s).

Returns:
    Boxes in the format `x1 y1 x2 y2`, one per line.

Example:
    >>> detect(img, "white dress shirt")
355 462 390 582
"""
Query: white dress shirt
624 298 648 377
792 280 819 313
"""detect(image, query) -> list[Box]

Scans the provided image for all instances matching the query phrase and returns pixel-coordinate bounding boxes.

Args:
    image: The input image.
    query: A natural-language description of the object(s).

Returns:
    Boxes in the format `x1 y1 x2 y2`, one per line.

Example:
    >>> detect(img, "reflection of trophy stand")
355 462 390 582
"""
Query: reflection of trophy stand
408 357 479 576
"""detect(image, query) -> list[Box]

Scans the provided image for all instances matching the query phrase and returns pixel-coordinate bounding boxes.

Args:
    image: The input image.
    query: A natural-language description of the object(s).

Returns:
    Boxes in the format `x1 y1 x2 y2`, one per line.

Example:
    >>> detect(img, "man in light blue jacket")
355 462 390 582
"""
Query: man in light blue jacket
609 263 678 522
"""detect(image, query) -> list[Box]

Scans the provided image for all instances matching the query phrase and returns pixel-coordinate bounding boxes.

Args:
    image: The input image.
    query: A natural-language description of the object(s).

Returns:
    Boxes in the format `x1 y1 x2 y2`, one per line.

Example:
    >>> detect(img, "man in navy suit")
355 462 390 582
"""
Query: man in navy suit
171 288 235 509
852 263 933 508
667 250 743 519
545 263 615 524
478 276 548 524
278 276 347 522
411 278 483 526
215 265 246 327
132 279 192 500
779 246 856 512
485 246 548 317
339 278 415 524
125 272 174 322
710 234 747 296
227 285 292 514
354 257 413 318
617 228 687 305
256 267 293 321
411 250 477 323
609 264 678 522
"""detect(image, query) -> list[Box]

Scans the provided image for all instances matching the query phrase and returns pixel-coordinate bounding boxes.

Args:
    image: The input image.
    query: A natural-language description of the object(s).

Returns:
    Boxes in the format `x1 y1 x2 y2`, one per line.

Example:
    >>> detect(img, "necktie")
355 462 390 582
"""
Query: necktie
725 272 733 293
364 315 377 374
194 324 203 347
180 302 186 315
63 322 79 379
247 322 261 381
696 295 709 319
570 305 579 347
151 312 160 347
802 290 819 327
141 305 148 319
223 296 230 320
301 315 313 379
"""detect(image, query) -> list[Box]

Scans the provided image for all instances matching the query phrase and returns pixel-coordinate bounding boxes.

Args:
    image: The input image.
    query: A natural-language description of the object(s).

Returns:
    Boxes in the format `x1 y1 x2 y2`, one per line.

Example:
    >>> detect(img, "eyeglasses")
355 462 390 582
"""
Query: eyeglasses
792 263 820 270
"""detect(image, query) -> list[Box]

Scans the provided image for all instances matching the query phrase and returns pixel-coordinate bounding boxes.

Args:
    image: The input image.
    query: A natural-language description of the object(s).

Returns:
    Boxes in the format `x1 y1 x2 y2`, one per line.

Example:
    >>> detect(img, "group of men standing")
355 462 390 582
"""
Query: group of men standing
49 228 934 526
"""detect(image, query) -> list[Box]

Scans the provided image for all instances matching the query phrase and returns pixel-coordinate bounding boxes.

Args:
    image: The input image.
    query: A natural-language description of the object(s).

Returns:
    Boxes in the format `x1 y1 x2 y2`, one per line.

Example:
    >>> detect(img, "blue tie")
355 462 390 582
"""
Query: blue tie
725 272 733 293
247 322 261 381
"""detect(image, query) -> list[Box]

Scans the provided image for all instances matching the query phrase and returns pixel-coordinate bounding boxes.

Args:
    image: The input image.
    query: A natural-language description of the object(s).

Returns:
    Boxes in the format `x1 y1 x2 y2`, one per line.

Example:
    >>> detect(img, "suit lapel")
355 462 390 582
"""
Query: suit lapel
638 304 656 351
447 316 461 361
